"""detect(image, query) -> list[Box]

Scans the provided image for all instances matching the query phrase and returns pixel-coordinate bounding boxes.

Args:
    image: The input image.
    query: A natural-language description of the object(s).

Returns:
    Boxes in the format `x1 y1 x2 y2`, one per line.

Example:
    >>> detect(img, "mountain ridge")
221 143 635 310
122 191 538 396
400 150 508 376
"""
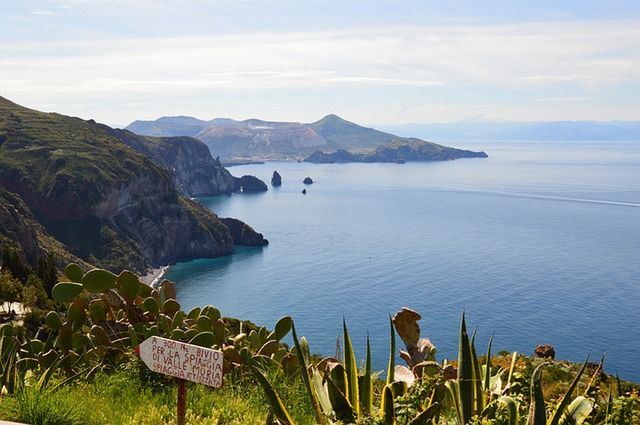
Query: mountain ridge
125 114 480 160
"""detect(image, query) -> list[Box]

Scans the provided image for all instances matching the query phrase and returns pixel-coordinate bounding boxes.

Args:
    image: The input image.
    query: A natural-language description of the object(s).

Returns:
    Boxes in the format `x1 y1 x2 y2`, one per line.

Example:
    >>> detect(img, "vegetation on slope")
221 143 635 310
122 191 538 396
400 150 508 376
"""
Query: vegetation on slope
0 96 236 272
304 138 487 163
0 263 637 424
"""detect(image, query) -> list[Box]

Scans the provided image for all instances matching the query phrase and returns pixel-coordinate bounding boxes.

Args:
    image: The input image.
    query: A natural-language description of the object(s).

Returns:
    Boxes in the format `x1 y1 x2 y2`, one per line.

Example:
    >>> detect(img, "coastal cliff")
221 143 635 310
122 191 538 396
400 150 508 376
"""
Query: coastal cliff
111 129 237 196
0 96 248 272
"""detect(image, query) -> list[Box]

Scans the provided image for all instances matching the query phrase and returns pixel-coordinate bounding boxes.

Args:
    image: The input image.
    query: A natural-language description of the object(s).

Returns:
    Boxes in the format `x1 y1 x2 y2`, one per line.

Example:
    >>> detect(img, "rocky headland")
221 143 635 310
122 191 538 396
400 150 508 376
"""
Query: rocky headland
0 96 266 272
304 138 488 163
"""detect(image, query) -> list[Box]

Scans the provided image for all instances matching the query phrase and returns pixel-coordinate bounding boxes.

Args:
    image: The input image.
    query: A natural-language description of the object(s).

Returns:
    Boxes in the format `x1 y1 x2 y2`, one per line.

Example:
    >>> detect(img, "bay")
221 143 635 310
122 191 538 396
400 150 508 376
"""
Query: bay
166 141 640 382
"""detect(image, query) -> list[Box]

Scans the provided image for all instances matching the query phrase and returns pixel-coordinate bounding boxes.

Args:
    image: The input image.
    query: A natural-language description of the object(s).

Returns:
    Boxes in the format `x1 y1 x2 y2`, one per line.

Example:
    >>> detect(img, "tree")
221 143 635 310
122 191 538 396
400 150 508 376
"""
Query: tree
22 275 51 311
37 252 58 298
1 246 31 283
0 271 23 315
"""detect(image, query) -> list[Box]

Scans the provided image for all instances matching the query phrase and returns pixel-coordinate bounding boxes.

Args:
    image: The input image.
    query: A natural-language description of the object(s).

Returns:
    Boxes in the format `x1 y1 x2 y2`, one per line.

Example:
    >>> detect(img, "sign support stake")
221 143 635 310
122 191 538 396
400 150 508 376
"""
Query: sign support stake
136 335 224 425
177 378 186 425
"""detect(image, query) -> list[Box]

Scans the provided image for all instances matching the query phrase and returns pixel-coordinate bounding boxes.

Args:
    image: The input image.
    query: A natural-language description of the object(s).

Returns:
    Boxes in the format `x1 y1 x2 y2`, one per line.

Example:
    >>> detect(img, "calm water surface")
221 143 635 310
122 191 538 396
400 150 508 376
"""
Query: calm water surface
167 141 640 381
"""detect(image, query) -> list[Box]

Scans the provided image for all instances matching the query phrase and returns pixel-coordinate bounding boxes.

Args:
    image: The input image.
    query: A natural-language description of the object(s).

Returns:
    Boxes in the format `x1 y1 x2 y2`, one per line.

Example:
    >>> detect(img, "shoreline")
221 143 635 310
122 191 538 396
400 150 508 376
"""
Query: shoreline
140 265 169 288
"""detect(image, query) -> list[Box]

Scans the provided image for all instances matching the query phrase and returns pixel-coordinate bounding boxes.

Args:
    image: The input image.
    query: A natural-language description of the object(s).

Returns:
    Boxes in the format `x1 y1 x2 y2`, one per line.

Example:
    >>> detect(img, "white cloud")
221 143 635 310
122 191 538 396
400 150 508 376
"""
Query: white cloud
1 19 639 123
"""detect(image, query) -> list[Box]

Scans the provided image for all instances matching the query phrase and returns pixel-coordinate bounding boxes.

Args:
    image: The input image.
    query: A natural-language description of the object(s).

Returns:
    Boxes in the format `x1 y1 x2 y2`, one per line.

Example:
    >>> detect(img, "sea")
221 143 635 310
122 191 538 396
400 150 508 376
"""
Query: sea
166 141 640 382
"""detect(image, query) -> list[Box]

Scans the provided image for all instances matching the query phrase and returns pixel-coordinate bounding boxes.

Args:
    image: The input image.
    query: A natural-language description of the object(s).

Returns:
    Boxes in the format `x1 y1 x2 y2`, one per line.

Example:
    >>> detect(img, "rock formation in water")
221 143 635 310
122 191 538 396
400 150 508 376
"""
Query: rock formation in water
271 170 282 186
220 218 269 246
233 175 268 192
303 177 314 185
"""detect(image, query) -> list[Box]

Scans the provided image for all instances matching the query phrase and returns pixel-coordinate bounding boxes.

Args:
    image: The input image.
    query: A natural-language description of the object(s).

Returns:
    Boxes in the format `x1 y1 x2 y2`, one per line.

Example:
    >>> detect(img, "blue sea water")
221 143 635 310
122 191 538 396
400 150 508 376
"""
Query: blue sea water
166 141 640 382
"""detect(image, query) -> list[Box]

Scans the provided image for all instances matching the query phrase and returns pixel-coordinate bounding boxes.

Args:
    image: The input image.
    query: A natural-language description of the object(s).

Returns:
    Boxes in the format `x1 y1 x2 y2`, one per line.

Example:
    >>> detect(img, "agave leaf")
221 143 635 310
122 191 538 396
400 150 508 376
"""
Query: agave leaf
484 335 494 392
409 402 440 425
380 383 395 425
326 373 355 423
299 336 311 366
361 334 373 416
386 314 396 385
506 351 518 393
584 354 604 396
527 364 546 425
291 321 324 424
605 384 613 425
342 318 360 415
470 328 484 414
549 357 590 425
616 371 623 397
445 380 464 425
457 313 474 423
311 367 334 416
498 395 519 425
556 396 593 425
251 366 296 425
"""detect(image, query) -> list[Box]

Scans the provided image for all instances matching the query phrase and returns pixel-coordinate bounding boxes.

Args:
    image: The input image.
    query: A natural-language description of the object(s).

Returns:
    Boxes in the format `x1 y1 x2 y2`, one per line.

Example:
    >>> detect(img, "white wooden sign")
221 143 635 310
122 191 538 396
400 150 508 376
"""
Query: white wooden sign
138 336 223 387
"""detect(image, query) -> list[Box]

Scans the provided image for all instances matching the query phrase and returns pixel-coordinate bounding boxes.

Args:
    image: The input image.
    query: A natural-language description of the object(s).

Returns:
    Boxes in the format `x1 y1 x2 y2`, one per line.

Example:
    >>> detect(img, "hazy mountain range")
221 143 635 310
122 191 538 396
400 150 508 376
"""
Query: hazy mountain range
375 121 640 141
126 114 418 160
126 115 639 161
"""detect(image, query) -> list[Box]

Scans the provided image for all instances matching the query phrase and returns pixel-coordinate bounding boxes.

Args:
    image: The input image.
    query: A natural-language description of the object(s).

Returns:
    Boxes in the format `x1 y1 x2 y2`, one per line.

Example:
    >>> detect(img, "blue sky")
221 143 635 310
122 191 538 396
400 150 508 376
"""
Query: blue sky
1 0 639 126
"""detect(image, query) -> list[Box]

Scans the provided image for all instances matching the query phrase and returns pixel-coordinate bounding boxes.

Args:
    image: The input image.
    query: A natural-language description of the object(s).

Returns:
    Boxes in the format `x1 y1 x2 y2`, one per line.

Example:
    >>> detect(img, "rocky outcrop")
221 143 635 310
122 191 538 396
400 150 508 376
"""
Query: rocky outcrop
112 129 236 197
305 139 488 164
0 188 89 269
535 344 556 359
303 177 314 185
220 218 269 246
271 171 282 186
233 175 268 192
0 96 242 273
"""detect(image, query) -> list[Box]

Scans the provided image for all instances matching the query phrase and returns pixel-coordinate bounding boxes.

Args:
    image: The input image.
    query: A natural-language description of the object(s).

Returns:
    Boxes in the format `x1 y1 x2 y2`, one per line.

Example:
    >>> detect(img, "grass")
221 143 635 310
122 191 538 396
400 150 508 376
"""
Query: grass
0 387 86 425
0 354 638 424
0 359 316 425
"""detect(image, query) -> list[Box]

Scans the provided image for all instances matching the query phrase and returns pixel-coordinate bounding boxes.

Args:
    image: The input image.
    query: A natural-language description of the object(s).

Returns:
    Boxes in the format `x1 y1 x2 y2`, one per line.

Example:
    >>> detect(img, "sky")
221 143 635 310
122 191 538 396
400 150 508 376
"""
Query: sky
1 0 640 127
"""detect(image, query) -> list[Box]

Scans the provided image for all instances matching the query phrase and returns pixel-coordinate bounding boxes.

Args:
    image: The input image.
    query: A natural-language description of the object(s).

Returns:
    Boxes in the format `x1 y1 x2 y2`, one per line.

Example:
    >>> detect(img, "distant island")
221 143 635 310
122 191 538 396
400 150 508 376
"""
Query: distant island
126 114 487 163
304 138 487 164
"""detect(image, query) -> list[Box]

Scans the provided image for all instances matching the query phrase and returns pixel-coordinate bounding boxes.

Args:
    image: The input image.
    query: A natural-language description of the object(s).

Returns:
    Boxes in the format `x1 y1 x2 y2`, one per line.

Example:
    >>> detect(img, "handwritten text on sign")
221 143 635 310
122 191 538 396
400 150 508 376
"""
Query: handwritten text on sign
138 336 223 387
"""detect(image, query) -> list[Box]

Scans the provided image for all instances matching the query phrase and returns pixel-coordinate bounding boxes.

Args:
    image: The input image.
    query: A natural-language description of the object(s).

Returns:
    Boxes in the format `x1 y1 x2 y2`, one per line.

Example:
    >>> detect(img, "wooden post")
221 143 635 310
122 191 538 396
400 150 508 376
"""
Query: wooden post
177 378 186 425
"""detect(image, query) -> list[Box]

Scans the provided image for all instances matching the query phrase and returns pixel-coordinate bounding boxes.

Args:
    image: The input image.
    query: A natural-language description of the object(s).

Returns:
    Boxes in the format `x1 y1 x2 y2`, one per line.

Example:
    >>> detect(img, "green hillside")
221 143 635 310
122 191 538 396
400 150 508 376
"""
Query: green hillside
309 114 397 151
0 96 234 272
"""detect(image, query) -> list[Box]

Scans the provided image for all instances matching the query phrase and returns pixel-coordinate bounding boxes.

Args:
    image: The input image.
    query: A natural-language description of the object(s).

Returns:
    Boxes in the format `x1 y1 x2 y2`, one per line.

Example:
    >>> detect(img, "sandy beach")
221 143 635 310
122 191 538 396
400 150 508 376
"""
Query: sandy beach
140 265 169 288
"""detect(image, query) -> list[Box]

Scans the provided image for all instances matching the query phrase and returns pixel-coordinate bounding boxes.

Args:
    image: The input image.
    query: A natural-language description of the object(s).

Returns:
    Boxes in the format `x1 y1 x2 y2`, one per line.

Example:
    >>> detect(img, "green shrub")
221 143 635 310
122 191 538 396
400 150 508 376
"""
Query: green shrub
1 387 86 425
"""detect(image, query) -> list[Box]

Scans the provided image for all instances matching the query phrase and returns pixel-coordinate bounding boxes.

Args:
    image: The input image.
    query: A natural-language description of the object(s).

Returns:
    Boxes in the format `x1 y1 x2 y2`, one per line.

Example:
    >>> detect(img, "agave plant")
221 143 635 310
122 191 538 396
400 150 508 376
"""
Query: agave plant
527 359 594 425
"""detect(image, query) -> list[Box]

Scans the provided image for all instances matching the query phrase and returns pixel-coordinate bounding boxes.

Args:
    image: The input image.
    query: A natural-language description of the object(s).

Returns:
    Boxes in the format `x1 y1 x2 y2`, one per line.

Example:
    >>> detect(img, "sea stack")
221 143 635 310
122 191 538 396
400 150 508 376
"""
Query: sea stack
303 177 313 185
271 170 282 186
234 175 268 192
